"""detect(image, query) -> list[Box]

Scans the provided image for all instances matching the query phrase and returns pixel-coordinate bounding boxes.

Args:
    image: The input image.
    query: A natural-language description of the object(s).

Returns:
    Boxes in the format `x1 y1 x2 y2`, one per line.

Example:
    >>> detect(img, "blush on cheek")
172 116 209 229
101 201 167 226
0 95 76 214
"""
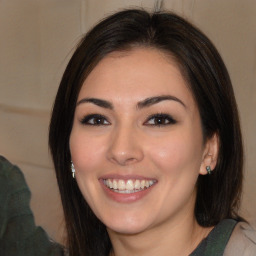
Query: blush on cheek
152 136 199 176
156 138 184 159
70 135 107 175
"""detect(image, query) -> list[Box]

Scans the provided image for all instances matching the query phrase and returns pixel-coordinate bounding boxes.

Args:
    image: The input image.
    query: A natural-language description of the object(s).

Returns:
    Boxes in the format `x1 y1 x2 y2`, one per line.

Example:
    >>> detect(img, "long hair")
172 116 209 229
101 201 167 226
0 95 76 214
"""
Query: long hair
49 8 243 256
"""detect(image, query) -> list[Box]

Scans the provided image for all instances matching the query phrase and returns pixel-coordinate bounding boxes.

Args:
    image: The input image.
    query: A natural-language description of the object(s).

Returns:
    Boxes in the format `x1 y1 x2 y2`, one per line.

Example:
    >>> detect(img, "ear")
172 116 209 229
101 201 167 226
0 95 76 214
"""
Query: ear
199 133 219 175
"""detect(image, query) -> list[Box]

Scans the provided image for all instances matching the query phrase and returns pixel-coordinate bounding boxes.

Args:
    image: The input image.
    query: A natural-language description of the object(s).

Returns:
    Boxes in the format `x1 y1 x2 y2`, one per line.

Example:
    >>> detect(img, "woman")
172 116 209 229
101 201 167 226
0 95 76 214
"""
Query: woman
49 8 256 256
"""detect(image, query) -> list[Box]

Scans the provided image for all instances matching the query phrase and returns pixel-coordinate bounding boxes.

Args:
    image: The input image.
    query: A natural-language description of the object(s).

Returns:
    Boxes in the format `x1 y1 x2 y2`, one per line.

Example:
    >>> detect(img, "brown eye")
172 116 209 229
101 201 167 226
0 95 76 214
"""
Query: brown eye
80 114 110 126
145 114 176 126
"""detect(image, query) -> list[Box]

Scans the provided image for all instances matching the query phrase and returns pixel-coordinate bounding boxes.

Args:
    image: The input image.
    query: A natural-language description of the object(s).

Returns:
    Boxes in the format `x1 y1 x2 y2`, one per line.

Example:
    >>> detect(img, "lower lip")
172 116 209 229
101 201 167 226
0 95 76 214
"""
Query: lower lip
99 180 156 203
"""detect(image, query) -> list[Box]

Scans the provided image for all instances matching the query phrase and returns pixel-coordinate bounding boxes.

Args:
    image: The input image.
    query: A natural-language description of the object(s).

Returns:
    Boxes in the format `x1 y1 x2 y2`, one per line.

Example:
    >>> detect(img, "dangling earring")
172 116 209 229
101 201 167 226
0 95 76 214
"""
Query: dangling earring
206 166 212 175
71 161 75 178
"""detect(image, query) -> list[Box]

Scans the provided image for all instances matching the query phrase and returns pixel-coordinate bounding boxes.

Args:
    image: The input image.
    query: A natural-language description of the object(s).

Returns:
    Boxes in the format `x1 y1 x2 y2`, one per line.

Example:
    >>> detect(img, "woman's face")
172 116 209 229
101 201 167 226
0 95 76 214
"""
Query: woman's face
70 48 210 235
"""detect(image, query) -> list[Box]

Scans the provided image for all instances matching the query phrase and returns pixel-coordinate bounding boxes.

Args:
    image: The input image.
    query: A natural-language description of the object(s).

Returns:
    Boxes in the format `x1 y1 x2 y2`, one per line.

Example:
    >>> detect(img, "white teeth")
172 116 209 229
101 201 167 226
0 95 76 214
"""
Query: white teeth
103 178 156 193
126 180 134 190
134 180 140 189
118 180 126 190
113 180 118 190
141 180 145 189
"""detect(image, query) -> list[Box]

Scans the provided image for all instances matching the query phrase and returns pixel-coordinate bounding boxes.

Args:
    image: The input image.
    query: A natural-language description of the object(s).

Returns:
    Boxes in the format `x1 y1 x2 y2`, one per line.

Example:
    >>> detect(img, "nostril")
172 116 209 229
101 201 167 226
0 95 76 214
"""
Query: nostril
125 157 137 164
106 129 144 165
111 156 138 166
108 150 143 166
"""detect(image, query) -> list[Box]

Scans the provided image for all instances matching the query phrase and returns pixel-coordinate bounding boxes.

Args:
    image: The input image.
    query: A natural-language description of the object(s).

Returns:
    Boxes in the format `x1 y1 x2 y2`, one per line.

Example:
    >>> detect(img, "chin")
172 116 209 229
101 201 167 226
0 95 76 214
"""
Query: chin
107 224 147 235
105 216 151 235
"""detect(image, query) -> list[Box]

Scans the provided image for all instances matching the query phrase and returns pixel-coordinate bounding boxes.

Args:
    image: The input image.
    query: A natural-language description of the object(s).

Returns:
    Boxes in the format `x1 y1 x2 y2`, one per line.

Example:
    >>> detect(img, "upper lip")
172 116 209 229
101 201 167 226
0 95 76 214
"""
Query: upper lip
99 174 157 181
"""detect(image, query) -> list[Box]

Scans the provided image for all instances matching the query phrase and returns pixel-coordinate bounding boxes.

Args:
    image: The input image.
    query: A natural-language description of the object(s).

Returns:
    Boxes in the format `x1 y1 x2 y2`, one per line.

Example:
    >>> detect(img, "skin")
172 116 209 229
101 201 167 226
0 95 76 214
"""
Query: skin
69 48 218 256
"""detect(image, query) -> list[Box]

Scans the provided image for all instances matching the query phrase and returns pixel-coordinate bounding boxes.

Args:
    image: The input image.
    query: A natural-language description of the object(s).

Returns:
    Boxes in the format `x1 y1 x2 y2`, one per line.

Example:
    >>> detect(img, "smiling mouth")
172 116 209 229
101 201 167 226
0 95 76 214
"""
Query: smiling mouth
103 179 157 194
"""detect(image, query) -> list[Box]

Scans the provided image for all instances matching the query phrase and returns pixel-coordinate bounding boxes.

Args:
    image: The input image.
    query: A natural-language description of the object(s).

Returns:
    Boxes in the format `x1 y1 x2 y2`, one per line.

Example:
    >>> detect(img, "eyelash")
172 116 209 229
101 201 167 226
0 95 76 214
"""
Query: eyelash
144 113 177 127
80 113 177 127
80 114 110 126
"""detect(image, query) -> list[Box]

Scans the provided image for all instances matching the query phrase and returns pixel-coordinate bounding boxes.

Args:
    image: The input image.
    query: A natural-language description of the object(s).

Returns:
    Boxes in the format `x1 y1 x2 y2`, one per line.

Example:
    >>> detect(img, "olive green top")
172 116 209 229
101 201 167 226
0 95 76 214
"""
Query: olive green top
0 156 63 256
190 219 237 255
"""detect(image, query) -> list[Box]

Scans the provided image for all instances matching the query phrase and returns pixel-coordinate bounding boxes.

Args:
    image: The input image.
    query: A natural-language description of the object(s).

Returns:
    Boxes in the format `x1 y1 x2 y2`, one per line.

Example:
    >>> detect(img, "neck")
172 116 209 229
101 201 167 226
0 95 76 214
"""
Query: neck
108 214 213 256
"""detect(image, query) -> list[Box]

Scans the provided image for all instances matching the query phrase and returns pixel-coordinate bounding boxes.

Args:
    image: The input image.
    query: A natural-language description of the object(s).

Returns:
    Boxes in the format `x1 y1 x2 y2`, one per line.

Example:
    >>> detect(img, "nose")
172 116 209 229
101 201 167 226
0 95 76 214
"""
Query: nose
106 125 144 166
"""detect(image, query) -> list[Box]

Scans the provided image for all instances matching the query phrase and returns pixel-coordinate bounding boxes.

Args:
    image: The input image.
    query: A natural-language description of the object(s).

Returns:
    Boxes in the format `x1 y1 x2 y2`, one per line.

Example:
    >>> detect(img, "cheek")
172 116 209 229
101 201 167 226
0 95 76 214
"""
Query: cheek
69 130 105 174
148 131 203 176
69 130 104 208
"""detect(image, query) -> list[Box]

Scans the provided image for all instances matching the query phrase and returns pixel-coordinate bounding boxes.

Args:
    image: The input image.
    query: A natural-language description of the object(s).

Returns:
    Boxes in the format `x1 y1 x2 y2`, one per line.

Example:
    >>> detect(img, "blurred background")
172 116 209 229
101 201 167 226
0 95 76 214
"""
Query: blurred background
0 0 255 244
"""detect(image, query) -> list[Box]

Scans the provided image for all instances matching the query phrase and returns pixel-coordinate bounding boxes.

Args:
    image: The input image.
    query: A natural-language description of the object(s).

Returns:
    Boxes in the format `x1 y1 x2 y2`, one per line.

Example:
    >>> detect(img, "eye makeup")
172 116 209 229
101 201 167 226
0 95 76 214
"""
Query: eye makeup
144 113 177 127
79 112 177 128
80 114 110 126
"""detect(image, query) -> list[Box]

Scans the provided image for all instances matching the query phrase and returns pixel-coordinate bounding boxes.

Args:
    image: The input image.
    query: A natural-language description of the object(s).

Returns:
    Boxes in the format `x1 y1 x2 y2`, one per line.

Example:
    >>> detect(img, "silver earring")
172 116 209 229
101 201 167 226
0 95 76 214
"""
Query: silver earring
206 166 212 175
71 161 75 178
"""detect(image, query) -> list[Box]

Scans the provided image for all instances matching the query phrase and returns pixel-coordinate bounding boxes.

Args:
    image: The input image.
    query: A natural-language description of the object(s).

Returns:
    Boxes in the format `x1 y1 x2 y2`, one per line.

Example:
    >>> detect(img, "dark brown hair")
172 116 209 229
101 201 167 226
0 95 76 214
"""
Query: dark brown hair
49 8 243 256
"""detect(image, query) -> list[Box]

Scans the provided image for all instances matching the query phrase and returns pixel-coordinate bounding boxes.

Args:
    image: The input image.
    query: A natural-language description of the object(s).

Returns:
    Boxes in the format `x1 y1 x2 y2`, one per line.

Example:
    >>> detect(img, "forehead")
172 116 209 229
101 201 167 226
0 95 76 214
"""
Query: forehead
78 48 195 109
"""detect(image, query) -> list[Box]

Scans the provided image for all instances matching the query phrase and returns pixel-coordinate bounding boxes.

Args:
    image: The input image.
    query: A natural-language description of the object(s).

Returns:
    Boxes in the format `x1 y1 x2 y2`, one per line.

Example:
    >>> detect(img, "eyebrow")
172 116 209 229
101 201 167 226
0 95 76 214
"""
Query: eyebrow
76 98 113 109
76 95 186 110
137 95 186 109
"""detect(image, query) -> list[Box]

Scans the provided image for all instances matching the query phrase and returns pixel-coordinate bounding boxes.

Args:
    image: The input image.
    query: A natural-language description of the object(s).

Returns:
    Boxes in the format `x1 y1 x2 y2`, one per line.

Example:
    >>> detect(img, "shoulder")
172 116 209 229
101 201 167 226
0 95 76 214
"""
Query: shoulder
0 156 65 255
0 155 28 193
0 155 31 235
224 221 256 256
